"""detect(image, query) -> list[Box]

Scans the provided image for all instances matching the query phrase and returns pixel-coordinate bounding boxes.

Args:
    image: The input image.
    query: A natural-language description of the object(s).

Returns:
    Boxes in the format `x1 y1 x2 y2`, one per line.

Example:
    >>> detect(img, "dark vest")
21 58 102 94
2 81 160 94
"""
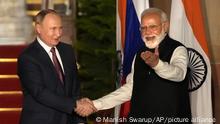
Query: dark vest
129 35 191 122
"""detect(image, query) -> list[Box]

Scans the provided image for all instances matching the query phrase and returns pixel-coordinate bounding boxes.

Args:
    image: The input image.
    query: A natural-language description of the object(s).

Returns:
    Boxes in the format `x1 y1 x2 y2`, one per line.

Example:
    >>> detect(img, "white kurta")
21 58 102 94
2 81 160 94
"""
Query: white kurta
93 46 188 110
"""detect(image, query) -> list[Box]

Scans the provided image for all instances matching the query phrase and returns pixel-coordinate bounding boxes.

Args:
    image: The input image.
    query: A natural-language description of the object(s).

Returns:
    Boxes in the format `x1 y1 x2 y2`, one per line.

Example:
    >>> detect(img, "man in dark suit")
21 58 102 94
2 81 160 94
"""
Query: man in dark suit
17 9 95 124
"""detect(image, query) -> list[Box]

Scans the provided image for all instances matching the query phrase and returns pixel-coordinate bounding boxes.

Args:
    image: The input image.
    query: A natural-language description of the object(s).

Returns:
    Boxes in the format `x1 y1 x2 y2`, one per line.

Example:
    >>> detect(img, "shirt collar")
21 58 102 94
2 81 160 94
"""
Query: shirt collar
37 37 54 53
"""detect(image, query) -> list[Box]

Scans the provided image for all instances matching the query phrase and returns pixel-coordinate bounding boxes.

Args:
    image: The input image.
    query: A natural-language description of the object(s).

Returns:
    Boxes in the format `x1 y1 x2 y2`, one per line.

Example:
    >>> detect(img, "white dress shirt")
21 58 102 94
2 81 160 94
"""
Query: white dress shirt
37 37 65 73
93 46 188 110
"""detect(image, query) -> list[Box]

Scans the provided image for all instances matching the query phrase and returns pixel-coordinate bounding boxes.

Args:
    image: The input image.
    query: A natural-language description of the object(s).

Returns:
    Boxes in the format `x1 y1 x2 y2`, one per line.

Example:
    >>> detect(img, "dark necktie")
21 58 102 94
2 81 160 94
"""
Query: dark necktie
50 47 64 84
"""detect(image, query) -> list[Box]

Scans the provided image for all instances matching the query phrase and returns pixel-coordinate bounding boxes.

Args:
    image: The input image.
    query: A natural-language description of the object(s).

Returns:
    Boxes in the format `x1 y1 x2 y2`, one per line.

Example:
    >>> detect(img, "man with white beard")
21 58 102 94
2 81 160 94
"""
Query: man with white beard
76 8 192 123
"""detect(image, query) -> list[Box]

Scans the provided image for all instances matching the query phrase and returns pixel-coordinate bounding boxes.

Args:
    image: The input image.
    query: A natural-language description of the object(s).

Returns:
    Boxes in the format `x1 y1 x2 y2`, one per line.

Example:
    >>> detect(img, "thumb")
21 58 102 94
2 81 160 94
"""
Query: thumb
154 46 159 56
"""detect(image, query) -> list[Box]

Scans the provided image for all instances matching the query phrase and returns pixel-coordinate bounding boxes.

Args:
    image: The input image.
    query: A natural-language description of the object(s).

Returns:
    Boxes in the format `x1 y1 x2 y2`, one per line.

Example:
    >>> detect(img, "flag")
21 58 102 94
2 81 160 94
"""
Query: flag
169 0 213 123
116 0 149 118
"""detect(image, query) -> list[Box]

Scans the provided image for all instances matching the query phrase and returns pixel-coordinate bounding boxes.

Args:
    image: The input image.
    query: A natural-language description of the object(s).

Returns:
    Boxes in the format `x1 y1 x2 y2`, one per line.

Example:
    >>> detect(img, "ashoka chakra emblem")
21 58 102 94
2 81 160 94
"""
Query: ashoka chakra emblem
187 48 207 92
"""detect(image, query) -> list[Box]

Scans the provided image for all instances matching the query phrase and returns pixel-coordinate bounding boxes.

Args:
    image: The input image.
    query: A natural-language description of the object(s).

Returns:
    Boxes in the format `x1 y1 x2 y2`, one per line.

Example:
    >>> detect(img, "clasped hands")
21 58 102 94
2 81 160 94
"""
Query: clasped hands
74 98 97 117
141 47 159 67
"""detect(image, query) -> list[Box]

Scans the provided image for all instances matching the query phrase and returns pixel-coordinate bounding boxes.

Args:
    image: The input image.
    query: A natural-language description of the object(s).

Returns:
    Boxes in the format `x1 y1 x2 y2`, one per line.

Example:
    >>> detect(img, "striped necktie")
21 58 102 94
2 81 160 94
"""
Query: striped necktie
50 47 64 84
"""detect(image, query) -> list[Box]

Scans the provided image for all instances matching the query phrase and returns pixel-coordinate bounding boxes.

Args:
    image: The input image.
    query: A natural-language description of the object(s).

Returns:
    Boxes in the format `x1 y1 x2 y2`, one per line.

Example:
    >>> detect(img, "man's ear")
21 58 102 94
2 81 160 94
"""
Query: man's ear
163 21 169 33
35 24 41 34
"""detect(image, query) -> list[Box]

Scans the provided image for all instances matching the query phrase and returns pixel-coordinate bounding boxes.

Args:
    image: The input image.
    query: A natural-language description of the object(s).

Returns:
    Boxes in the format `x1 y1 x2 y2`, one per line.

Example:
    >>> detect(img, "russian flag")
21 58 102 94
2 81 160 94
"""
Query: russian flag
116 0 149 118
169 0 213 123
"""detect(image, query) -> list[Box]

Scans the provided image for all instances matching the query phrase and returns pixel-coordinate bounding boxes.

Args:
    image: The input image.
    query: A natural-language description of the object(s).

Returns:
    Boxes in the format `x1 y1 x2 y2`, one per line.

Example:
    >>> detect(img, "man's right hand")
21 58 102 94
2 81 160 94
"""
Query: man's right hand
74 98 97 117
141 46 159 67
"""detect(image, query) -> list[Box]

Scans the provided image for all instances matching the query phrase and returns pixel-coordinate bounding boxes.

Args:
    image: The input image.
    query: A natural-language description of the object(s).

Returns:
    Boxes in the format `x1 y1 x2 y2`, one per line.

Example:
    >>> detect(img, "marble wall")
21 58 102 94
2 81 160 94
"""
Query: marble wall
0 0 33 44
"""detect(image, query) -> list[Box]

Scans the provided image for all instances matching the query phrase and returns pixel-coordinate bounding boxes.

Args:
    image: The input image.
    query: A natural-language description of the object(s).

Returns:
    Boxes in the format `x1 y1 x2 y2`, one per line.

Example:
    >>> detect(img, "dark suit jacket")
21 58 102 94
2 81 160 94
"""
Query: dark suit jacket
17 40 86 124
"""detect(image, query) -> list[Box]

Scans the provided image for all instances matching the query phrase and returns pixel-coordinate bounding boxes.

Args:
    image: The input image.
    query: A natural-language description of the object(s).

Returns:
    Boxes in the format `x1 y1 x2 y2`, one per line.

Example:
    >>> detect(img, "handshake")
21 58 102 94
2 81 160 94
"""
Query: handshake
74 98 97 117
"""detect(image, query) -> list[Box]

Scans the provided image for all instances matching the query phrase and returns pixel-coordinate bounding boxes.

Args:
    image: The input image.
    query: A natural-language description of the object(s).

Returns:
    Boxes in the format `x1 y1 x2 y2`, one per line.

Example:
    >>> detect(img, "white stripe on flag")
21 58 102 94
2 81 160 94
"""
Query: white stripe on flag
133 0 149 22
116 0 122 51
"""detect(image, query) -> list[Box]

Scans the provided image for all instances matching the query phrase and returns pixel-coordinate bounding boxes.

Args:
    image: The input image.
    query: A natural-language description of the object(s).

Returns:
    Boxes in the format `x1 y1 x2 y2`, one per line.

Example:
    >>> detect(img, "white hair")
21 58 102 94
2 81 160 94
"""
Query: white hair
141 8 168 22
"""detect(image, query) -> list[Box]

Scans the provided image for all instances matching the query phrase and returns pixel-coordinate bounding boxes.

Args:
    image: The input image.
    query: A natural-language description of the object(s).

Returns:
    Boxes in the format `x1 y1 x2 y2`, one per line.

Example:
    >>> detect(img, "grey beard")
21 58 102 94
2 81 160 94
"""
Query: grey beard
143 32 167 49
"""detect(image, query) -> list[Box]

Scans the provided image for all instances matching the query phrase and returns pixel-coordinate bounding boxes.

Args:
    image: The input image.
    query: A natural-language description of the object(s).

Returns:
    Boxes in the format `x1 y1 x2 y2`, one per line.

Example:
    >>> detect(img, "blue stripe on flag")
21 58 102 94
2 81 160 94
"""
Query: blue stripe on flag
123 0 144 77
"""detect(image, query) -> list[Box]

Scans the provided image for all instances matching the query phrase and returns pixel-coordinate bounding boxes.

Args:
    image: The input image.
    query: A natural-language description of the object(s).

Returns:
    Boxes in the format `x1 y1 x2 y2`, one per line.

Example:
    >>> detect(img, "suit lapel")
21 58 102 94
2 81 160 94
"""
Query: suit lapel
34 41 65 89
56 44 70 94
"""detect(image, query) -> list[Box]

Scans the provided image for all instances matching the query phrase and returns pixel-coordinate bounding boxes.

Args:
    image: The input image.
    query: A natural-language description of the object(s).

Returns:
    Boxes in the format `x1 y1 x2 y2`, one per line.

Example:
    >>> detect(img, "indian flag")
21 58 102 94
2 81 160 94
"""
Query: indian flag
169 0 213 123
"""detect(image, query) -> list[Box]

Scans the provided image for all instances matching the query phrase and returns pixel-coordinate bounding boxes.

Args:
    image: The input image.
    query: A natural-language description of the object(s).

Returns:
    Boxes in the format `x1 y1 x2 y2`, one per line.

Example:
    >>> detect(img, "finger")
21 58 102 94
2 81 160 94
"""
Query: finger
75 101 90 117
82 99 93 108
140 52 146 60
79 106 93 117
78 109 89 117
145 51 153 58
75 106 84 114
75 101 86 113
76 105 91 117
84 98 93 105
154 46 159 56
78 111 87 117
85 102 97 112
